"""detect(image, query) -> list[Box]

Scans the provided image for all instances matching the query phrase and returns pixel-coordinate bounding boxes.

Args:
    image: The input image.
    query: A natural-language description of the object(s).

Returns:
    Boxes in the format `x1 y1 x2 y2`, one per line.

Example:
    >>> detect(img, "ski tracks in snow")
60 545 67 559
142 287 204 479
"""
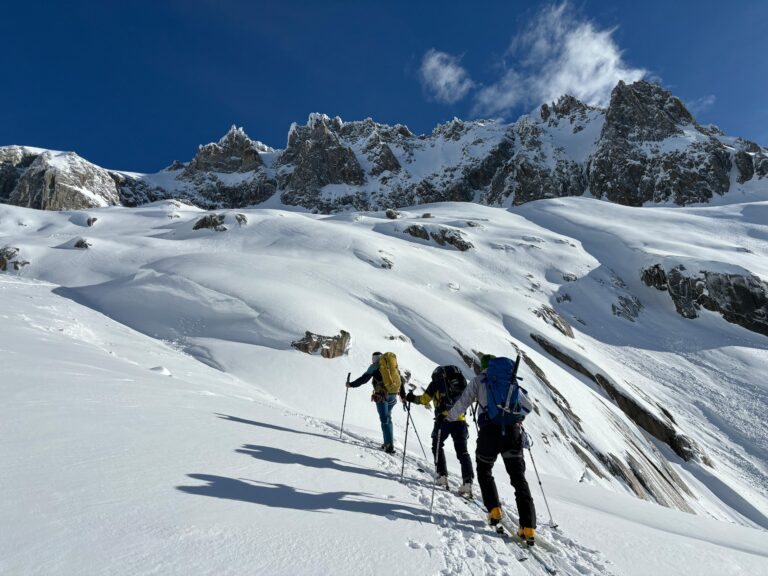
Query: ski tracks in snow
289 408 614 575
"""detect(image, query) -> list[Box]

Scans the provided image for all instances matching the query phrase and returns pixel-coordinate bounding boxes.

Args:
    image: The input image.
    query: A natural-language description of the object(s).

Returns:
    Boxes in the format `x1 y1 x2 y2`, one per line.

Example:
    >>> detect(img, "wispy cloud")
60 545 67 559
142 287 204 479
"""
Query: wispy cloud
419 49 474 104
686 94 716 116
470 2 646 117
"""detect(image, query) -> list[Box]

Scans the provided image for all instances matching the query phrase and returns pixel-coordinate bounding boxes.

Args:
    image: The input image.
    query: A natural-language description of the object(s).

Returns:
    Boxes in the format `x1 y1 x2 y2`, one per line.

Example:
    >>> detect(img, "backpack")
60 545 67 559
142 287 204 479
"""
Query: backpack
378 352 402 394
431 365 467 411
484 355 531 425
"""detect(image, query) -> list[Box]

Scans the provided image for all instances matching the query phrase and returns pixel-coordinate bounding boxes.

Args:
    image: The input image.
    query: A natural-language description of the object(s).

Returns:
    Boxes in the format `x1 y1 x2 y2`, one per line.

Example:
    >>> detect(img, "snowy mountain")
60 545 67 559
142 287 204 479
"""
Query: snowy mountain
2 81 767 214
1 195 767 574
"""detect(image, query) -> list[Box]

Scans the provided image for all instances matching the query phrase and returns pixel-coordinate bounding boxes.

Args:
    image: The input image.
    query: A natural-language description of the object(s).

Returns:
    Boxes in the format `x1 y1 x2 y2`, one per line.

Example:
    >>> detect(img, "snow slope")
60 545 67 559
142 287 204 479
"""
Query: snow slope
1 198 767 575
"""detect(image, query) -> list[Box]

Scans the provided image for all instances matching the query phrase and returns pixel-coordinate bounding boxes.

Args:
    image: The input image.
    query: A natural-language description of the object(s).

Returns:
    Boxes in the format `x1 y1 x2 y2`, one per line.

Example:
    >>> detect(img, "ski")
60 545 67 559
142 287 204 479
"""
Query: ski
459 495 558 574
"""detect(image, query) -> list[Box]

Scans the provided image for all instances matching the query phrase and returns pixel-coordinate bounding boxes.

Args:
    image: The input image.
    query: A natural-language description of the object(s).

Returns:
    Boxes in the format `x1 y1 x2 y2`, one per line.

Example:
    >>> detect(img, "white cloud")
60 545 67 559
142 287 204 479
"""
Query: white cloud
472 2 646 117
686 94 716 116
419 49 474 104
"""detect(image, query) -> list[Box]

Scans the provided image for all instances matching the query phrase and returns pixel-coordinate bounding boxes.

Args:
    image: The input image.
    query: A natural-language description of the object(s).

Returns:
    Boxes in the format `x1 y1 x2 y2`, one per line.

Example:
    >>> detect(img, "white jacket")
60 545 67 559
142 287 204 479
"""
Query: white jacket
447 371 532 422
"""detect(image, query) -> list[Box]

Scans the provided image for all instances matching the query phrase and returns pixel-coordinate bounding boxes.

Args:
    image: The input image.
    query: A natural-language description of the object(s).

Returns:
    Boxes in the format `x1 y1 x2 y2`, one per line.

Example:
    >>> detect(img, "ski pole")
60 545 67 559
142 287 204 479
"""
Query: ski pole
400 401 412 481
525 430 558 529
470 402 479 433
429 425 442 514
407 409 430 463
339 372 350 439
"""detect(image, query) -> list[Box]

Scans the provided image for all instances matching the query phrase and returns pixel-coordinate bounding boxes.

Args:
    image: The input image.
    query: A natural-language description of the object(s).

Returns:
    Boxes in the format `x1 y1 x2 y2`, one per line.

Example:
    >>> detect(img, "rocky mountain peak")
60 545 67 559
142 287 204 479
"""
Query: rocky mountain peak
432 117 473 141
185 125 271 175
9 150 120 210
540 94 598 124
603 80 696 142
2 81 766 214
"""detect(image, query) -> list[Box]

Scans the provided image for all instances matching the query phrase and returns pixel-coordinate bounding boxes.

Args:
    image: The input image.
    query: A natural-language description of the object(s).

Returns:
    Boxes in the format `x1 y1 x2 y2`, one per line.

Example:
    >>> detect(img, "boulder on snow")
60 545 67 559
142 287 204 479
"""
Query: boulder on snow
193 214 227 232
402 224 474 251
73 238 91 249
0 246 30 271
291 330 351 359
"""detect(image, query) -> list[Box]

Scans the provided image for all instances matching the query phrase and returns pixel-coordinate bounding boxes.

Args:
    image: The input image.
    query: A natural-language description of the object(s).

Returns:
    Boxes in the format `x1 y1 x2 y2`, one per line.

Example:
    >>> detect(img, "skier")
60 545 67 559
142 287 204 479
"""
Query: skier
446 354 537 545
347 351 406 454
405 365 474 497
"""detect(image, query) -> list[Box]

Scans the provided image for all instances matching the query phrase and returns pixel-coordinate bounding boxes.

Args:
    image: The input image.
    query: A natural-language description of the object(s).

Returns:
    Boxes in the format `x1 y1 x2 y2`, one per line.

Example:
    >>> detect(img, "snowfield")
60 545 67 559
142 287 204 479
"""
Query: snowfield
1 198 767 575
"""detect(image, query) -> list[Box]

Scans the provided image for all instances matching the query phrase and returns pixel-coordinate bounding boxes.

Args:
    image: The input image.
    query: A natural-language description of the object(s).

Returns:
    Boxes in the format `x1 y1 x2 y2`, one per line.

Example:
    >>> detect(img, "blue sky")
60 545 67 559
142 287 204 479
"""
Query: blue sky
3 0 766 172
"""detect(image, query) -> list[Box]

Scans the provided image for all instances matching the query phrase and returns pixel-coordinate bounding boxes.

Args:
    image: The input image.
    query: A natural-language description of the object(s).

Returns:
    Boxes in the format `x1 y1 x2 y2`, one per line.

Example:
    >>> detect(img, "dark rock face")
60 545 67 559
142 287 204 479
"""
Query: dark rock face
184 126 268 174
0 147 38 203
177 126 277 209
589 81 734 205
193 214 227 232
278 114 366 210
402 224 473 251
9 151 120 210
735 150 755 184
641 264 768 337
291 330 351 359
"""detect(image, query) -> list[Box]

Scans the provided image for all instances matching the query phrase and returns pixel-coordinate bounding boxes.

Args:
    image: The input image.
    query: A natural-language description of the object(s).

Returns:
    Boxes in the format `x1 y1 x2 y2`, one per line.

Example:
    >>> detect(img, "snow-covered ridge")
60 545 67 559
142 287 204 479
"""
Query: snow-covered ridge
2 81 768 214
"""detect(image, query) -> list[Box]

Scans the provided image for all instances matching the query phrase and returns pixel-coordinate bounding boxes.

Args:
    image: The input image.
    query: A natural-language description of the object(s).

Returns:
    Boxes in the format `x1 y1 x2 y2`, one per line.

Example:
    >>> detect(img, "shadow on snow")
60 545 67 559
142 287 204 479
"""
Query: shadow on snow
176 474 443 525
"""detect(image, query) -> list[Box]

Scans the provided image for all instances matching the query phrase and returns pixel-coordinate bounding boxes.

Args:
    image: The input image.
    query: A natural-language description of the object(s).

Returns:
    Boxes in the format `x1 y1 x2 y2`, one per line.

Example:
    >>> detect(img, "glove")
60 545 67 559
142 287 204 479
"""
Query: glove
405 391 416 403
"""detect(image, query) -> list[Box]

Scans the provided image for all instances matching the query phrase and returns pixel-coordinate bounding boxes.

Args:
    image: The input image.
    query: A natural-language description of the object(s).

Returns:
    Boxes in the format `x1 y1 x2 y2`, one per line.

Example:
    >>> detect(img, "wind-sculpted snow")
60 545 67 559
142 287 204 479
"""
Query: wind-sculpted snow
1 197 768 574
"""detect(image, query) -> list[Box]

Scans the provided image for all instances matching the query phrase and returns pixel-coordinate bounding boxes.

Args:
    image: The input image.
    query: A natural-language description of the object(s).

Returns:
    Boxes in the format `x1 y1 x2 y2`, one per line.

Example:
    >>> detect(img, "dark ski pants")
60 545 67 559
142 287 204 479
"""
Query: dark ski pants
431 420 474 483
475 421 536 528
375 394 397 445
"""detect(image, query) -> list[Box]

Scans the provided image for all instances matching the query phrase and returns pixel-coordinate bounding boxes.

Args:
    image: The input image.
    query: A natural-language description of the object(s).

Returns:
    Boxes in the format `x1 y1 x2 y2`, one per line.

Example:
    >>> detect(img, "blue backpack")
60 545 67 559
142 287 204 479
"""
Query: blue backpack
484 355 531 425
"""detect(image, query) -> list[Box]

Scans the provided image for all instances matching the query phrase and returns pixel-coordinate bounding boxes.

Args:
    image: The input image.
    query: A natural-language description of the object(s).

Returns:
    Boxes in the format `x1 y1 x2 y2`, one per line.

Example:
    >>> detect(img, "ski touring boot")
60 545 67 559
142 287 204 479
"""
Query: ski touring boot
458 482 473 499
435 475 449 489
488 506 503 529
517 527 535 547
383 443 395 455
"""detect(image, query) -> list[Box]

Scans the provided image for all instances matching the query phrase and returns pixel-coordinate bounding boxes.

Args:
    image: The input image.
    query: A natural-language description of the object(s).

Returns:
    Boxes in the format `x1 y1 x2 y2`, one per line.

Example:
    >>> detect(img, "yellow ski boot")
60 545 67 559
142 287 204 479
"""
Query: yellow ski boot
488 506 502 527
517 526 535 547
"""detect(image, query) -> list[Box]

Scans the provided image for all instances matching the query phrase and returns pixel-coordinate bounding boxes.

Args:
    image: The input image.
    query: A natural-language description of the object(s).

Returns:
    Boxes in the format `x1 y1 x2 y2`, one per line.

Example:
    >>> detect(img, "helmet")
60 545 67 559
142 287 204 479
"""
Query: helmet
480 354 496 370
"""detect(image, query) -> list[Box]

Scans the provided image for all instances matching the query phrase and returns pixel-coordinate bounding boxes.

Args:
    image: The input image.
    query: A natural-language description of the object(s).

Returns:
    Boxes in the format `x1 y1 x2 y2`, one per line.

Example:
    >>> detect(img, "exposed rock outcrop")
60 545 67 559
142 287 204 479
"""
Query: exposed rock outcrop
184 125 270 174
0 246 30 271
10 151 120 210
642 264 768 336
402 224 473 251
291 330 351 359
530 333 704 462
0 147 39 203
278 114 366 211
589 81 732 205
193 214 227 232
534 305 574 337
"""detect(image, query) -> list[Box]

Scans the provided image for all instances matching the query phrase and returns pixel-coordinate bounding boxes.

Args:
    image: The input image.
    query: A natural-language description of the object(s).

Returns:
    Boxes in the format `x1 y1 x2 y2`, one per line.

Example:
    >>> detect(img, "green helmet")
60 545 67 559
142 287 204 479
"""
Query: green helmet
480 354 496 370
